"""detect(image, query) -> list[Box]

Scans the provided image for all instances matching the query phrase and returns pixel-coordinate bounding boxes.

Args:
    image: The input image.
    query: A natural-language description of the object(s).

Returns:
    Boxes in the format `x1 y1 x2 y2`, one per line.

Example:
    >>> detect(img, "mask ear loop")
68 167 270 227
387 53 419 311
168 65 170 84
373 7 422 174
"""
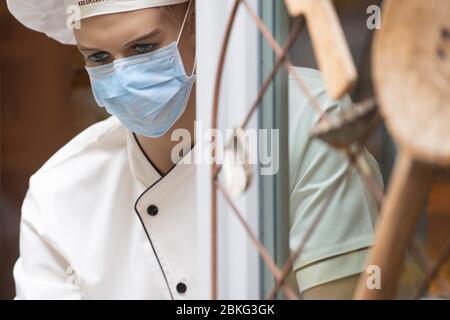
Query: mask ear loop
190 54 197 77
176 0 193 45
176 0 196 78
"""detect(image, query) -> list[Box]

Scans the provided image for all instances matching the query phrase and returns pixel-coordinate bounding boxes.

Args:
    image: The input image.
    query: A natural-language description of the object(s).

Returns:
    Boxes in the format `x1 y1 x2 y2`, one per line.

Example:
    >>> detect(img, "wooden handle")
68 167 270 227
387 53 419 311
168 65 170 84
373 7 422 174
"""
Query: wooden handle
354 150 435 299
284 0 357 99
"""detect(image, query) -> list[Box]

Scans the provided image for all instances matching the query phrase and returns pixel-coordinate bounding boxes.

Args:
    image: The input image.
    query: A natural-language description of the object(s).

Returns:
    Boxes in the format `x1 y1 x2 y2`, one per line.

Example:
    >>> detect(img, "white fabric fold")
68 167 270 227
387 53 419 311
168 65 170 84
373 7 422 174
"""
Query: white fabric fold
6 0 189 45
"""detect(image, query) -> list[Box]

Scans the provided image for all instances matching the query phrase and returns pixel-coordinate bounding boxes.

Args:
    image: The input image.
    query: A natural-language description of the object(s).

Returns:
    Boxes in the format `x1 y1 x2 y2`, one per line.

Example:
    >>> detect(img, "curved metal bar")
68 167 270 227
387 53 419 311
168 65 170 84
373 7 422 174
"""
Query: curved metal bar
215 181 299 299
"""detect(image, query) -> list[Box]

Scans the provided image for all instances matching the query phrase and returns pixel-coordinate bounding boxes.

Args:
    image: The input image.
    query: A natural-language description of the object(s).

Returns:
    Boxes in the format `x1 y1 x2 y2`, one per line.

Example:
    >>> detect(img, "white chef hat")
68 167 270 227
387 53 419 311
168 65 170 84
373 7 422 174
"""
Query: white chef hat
6 0 190 45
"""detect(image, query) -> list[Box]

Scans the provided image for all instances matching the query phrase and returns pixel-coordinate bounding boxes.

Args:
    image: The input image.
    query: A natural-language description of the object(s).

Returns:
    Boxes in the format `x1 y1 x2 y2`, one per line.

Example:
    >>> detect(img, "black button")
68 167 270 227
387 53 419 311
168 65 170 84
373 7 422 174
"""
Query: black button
147 205 158 216
176 282 187 294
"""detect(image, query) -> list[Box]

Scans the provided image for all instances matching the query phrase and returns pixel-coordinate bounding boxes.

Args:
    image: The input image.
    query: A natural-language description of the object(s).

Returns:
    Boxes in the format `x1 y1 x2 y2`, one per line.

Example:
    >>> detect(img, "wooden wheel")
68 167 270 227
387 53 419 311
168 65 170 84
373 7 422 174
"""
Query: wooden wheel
355 0 450 299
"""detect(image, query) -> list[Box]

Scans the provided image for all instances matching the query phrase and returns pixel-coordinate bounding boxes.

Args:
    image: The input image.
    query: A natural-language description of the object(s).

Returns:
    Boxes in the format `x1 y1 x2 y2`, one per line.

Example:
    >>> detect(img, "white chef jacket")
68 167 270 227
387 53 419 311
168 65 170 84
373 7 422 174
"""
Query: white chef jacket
14 116 198 299
14 67 382 299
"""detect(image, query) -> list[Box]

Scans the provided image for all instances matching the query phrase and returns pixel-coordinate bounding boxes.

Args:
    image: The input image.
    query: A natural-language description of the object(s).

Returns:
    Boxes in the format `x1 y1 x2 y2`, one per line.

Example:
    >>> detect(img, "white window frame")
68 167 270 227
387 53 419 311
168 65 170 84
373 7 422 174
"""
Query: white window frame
195 0 261 299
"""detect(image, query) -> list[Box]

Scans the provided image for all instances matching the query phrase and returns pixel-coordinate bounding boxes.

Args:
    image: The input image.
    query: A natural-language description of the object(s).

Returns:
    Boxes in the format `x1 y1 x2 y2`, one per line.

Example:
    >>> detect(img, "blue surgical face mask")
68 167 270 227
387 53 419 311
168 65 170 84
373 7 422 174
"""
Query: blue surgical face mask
85 4 195 138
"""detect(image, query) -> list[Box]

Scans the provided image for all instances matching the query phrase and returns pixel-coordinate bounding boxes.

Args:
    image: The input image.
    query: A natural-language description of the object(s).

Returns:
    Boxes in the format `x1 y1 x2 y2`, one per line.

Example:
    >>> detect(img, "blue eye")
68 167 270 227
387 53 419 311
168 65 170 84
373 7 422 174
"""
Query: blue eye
133 43 155 54
88 51 111 64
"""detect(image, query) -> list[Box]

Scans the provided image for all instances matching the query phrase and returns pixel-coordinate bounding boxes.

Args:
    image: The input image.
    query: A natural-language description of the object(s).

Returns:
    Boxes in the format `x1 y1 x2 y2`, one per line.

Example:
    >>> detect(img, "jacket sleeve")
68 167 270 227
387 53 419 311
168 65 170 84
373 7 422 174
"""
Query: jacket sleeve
13 181 83 300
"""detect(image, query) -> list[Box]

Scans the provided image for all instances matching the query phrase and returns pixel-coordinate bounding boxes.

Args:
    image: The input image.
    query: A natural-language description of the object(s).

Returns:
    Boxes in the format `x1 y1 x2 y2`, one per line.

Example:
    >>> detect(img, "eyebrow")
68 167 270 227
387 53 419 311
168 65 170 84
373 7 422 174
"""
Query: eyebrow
78 28 162 52
122 28 162 47
78 46 103 53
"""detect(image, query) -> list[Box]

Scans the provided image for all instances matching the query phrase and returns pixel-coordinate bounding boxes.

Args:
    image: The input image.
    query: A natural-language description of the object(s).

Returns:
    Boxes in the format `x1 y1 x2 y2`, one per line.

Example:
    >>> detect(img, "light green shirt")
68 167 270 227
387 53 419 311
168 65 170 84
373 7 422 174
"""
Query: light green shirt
288 67 383 292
